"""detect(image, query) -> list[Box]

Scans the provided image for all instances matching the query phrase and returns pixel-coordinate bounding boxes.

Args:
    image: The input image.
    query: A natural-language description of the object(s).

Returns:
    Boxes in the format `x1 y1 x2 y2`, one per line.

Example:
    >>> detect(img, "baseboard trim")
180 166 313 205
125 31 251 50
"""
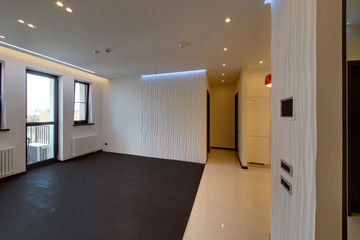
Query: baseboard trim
248 162 271 168
103 150 206 166
27 158 58 170
0 171 26 181
60 150 103 163
236 155 248 169
210 146 236 151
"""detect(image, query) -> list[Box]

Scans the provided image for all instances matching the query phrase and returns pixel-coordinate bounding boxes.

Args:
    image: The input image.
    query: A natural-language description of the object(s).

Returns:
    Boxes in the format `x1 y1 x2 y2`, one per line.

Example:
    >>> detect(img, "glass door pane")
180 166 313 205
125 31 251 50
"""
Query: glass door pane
26 125 55 164
27 74 55 122
26 71 57 165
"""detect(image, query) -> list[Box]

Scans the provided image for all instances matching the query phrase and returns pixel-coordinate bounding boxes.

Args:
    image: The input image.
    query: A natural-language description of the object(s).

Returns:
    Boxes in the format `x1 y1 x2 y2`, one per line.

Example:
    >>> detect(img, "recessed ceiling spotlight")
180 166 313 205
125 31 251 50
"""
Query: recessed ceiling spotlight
0 35 6 39
56 1 64 7
178 42 189 48
222 63 226 67
224 48 228 51
225 18 231 23
27 23 35 28
93 50 101 54
18 19 25 24
222 73 225 76
66 7 73 13
259 61 264 64
222 80 225 83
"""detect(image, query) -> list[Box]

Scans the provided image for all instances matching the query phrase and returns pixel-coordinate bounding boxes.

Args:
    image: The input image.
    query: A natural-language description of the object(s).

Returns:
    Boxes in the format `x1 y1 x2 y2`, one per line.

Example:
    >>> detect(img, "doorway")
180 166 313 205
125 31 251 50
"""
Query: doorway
26 70 58 168
347 61 360 216
207 90 210 153
235 93 239 152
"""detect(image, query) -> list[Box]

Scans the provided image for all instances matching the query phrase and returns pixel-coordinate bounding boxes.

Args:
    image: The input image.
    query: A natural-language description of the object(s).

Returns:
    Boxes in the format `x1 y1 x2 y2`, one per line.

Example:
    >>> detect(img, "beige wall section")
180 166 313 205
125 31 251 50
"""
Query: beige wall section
246 66 271 165
210 83 235 149
348 25 360 60
315 0 343 239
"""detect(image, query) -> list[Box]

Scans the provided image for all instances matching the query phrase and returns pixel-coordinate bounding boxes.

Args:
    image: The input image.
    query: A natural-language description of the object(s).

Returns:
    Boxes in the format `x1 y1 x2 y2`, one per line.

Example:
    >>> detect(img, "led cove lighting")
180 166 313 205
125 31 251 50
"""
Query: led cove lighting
66 7 73 13
0 41 95 74
56 1 64 7
0 35 6 39
225 18 231 23
18 19 25 24
141 69 206 78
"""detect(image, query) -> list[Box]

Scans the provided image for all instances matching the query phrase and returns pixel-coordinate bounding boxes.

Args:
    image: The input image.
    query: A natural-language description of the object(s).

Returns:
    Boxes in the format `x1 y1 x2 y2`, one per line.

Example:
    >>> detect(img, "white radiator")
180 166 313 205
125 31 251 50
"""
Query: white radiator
0 147 15 178
72 135 97 157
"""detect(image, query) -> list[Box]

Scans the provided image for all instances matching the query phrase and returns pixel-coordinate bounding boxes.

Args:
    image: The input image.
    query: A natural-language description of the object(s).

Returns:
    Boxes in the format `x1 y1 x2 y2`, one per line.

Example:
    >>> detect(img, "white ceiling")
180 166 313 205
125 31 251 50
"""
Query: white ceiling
0 0 271 83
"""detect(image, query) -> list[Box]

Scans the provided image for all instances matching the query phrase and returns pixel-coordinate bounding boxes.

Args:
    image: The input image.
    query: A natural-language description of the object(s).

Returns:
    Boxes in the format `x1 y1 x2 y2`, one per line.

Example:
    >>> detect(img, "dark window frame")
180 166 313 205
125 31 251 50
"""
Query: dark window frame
74 80 90 125
25 69 59 168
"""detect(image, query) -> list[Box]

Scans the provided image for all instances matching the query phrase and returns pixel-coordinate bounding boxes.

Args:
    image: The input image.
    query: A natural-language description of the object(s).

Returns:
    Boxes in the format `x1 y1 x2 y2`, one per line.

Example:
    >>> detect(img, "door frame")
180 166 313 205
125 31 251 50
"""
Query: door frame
342 0 348 237
235 92 239 152
207 90 210 153
25 70 59 170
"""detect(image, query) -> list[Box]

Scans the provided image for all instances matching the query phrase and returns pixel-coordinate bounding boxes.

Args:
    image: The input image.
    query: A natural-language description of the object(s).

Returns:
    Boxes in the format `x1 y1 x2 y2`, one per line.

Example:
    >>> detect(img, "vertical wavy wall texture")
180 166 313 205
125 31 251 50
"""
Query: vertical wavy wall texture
270 0 317 239
141 71 207 164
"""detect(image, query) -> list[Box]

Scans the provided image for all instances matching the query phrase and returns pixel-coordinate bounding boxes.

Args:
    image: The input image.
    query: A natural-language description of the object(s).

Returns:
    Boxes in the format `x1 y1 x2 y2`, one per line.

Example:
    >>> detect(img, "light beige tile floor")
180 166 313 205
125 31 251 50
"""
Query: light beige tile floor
183 149 271 240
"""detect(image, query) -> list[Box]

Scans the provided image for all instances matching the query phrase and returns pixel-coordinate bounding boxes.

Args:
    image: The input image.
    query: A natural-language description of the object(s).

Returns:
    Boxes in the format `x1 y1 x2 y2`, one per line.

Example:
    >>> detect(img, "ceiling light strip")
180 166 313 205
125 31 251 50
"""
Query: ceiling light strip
141 69 206 78
0 41 95 74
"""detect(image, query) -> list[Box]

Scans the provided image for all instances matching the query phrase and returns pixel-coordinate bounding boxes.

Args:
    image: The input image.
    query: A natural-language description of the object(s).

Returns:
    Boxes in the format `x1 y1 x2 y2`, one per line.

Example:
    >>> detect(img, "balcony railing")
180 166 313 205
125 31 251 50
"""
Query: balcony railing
26 125 51 164
27 125 50 145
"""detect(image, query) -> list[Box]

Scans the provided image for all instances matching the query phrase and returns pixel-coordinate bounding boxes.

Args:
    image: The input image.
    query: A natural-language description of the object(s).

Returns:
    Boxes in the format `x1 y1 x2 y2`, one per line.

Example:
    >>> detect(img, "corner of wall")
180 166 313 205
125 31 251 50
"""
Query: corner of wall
315 0 343 238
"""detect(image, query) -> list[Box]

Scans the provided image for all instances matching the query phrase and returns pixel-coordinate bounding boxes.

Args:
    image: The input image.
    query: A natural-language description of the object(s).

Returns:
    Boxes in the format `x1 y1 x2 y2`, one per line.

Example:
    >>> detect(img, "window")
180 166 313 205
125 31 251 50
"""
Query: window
74 80 90 124
0 62 9 131
26 70 58 164
0 62 2 129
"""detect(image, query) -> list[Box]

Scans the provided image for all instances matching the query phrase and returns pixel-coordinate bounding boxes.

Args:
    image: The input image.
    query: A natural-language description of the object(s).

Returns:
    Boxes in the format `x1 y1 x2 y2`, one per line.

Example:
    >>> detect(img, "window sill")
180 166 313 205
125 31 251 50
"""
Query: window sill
73 123 95 126
0 129 10 132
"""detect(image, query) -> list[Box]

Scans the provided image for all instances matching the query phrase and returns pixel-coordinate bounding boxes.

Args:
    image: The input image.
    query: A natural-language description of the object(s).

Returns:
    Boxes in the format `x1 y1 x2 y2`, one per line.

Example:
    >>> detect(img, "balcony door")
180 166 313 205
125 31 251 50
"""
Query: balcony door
26 70 58 167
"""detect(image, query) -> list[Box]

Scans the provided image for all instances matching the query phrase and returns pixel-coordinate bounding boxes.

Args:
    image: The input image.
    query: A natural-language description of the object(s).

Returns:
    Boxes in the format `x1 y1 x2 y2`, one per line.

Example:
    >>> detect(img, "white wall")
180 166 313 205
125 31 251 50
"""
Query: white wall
270 0 317 239
141 71 207 163
103 71 207 164
246 66 271 165
0 46 106 175
210 83 235 149
235 66 271 166
102 77 142 156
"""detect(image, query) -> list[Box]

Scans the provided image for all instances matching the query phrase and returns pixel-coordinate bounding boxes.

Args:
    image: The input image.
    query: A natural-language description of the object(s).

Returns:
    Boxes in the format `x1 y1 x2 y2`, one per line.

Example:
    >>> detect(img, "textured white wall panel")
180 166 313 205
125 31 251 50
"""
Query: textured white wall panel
270 0 317 239
141 71 207 164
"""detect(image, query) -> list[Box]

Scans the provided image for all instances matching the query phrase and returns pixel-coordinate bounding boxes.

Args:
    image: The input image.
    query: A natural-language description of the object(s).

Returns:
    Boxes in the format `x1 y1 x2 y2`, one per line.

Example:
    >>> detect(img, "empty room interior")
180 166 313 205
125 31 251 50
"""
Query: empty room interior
0 0 356 239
